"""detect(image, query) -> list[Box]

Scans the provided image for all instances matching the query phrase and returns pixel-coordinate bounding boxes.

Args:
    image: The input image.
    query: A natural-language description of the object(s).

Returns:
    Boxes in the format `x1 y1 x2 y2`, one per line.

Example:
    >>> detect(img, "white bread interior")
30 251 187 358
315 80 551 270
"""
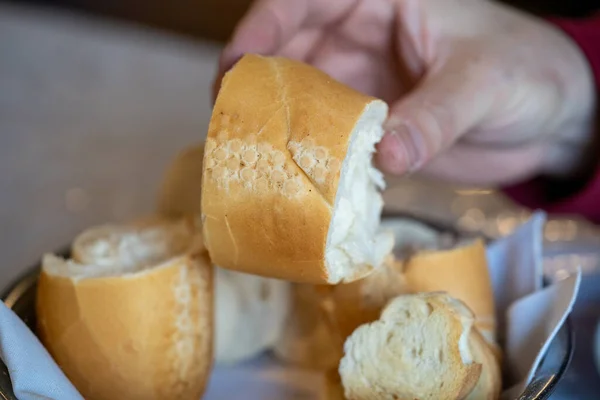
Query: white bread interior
274 283 344 370
36 217 213 400
202 54 393 284
339 292 481 400
215 268 290 364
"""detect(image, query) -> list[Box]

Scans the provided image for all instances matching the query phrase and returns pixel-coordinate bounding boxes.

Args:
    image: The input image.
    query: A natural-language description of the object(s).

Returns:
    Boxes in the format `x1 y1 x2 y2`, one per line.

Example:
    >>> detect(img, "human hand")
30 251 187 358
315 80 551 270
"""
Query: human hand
215 0 596 186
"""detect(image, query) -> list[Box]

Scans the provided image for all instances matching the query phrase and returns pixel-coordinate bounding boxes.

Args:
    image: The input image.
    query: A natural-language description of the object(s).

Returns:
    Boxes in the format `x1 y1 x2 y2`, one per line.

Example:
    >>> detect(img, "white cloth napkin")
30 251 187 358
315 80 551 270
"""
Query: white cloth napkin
485 212 581 398
0 302 83 399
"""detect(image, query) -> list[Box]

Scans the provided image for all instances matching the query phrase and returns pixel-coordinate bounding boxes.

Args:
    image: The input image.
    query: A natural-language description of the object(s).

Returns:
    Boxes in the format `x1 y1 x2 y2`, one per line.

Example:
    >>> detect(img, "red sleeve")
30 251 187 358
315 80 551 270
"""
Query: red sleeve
503 15 600 223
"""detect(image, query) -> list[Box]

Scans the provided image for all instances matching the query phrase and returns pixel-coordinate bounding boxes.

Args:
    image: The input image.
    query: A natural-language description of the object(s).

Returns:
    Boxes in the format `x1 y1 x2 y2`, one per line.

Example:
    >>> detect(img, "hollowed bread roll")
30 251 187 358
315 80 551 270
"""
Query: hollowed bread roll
36 217 213 400
339 293 482 400
201 54 393 284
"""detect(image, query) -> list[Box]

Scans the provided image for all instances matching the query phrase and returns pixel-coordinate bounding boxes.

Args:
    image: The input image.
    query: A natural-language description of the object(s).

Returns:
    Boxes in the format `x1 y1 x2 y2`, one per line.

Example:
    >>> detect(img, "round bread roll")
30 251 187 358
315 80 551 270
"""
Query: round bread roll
158 142 206 218
202 54 393 284
402 239 498 345
37 217 213 400
339 293 482 400
215 267 290 364
274 255 409 370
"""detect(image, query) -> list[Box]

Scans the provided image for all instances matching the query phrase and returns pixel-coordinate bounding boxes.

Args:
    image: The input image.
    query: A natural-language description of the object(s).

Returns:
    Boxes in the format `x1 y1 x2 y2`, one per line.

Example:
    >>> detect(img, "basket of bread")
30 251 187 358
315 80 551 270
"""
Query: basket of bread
0 54 579 400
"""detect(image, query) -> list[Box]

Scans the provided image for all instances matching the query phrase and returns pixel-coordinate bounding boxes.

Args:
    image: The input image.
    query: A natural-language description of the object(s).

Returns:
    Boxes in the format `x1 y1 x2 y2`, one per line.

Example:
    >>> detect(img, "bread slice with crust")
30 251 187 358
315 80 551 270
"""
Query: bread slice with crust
339 292 482 400
36 217 213 400
202 54 393 284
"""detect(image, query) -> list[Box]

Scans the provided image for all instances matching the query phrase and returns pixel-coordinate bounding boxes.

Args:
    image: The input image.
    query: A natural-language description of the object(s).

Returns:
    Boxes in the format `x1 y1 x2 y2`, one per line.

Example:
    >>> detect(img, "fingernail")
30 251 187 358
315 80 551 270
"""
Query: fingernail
383 123 427 173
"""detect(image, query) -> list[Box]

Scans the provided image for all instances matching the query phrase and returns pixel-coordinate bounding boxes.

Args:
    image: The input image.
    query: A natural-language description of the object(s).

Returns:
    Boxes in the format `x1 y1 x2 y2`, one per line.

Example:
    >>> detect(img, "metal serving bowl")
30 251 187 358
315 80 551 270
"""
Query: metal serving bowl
0 213 574 400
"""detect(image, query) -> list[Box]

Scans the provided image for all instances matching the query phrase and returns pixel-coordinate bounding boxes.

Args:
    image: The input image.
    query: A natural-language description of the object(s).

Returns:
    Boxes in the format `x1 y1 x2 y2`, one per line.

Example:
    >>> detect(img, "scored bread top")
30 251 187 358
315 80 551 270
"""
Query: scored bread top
201 54 383 283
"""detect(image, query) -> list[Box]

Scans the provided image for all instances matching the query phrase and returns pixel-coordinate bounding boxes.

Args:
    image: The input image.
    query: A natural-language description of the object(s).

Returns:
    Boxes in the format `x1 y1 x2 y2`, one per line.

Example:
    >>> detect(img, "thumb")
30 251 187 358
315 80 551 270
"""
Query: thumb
377 60 497 175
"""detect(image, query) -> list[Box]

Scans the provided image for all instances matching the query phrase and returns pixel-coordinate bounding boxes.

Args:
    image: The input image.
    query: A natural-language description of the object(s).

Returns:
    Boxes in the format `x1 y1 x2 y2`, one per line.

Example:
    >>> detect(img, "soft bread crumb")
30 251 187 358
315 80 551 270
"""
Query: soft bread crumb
321 369 346 400
339 292 481 400
465 330 502 400
325 102 394 283
214 267 290 364
45 217 196 280
273 255 409 370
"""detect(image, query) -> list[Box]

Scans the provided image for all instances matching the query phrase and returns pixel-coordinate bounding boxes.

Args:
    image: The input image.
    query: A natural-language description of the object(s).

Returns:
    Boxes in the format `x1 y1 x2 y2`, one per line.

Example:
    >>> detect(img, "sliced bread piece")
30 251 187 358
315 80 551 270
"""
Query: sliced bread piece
339 292 481 400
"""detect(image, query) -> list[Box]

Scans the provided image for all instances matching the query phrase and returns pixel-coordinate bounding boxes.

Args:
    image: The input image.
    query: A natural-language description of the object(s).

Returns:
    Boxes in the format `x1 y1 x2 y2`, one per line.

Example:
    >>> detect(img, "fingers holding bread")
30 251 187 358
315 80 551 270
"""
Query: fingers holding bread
37 217 213 400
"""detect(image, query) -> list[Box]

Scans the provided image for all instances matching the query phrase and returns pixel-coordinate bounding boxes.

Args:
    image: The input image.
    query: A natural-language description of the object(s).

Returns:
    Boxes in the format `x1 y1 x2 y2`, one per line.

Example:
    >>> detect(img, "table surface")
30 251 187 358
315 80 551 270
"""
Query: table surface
1 3 600 399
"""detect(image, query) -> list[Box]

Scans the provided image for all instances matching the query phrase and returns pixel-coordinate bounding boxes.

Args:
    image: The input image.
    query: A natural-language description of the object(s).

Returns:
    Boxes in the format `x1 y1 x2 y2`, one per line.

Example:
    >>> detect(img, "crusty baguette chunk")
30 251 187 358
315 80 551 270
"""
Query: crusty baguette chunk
37 217 213 400
202 54 393 284
339 293 481 400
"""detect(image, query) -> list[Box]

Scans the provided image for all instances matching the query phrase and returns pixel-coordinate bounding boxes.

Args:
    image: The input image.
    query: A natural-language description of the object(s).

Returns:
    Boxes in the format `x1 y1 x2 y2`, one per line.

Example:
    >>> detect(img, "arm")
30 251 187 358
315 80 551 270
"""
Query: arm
504 14 600 223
